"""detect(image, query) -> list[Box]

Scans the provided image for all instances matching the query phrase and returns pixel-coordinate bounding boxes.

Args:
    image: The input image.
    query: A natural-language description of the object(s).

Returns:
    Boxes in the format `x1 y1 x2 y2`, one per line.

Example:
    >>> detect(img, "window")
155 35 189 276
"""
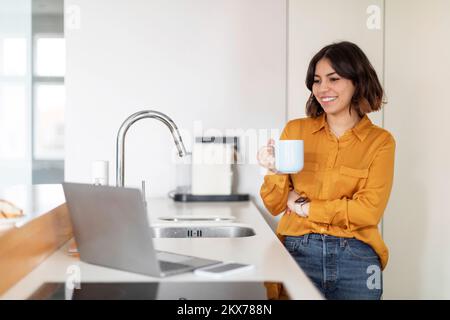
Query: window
0 0 65 187
31 0 65 183
35 37 65 76
0 0 32 187
3 38 27 76
34 83 65 159
33 36 65 161
0 83 28 159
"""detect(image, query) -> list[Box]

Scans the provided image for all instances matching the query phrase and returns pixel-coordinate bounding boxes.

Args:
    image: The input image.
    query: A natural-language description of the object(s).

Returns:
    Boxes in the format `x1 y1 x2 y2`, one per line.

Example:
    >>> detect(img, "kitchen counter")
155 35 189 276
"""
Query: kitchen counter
0 184 66 234
0 185 322 300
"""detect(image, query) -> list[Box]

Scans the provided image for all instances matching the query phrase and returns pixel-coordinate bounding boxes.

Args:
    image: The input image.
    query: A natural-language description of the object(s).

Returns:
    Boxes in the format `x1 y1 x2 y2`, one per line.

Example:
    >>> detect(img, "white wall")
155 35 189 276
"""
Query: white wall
64 0 287 220
288 0 384 129
383 0 450 299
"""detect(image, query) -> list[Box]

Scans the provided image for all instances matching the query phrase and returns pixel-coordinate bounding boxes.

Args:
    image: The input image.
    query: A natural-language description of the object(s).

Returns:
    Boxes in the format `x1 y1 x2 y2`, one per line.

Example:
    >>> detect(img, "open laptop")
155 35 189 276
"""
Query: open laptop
62 182 221 277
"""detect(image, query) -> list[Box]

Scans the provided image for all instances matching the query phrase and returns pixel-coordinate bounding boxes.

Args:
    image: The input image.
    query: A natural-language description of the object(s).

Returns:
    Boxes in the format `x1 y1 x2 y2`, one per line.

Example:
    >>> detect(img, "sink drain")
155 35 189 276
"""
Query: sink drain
187 229 203 237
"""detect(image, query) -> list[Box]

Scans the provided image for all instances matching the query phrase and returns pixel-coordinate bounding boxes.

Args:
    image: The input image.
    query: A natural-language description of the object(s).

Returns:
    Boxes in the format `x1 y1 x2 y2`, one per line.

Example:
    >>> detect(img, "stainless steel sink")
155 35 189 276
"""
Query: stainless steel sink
158 216 235 222
151 225 256 238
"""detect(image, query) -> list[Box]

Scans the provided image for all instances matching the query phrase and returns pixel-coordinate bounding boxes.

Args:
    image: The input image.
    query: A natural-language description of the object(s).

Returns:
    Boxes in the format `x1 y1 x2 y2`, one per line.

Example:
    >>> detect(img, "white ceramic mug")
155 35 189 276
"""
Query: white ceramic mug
274 140 304 174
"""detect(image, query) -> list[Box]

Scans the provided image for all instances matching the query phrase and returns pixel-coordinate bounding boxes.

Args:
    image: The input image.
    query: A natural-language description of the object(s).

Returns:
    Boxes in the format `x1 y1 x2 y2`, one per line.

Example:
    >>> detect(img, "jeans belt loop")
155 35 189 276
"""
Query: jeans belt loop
340 237 346 248
302 233 309 246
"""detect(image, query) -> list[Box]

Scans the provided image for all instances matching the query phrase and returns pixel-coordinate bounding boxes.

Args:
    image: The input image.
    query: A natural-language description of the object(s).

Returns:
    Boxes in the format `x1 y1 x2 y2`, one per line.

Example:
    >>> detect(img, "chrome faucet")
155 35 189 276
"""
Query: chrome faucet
116 110 187 187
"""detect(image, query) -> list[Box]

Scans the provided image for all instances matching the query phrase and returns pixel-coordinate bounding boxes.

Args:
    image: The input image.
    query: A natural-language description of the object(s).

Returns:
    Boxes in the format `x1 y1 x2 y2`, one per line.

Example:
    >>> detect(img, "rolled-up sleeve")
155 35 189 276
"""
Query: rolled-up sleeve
308 135 396 231
260 174 292 216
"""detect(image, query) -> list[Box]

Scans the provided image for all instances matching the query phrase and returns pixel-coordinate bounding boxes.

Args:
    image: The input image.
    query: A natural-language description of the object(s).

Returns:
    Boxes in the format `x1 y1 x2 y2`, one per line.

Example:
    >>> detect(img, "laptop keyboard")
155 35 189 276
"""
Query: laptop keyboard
159 260 191 272
156 250 221 272
156 251 192 263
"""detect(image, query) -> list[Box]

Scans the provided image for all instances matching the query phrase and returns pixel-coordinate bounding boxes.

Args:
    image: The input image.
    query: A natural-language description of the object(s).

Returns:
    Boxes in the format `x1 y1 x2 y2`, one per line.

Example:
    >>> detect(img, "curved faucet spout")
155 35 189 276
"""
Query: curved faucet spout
116 110 187 187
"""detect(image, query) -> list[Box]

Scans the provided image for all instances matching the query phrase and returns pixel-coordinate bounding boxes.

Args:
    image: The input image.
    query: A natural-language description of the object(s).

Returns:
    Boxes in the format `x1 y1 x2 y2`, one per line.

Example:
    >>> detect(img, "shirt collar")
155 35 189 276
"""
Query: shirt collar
311 113 327 134
310 113 373 142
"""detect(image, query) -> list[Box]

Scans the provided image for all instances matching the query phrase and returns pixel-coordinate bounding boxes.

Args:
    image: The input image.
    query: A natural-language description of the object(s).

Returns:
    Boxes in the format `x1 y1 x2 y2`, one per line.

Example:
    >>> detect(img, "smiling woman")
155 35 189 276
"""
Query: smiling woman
305 41 384 122
258 41 395 300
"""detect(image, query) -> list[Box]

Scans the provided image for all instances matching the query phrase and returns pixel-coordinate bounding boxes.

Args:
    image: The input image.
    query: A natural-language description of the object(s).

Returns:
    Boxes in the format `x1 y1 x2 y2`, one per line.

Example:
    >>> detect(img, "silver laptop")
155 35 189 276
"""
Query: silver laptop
62 182 220 277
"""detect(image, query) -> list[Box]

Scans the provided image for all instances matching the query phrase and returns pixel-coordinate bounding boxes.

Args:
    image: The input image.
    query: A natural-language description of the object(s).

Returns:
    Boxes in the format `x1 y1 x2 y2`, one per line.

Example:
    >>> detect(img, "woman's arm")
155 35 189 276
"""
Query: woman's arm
259 124 294 216
260 175 293 216
306 135 396 231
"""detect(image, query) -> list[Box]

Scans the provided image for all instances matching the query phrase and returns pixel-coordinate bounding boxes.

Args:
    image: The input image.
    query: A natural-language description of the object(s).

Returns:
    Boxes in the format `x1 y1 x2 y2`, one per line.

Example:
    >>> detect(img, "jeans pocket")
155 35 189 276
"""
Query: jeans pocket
345 239 379 260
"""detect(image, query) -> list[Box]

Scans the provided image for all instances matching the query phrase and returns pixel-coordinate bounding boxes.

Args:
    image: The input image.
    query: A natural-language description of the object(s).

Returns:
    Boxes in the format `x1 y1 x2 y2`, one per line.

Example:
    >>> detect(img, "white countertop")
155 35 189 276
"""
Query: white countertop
1 189 322 300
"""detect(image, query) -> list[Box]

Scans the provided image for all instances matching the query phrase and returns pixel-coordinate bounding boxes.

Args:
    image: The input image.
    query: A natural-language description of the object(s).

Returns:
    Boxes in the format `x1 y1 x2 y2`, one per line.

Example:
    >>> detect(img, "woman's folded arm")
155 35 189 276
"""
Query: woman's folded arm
307 135 396 231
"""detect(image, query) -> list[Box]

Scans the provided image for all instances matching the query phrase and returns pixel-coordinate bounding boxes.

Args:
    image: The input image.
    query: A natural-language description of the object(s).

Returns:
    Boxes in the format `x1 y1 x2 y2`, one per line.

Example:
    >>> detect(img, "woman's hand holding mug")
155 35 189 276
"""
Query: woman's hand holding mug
257 138 304 175
257 139 278 175
258 138 307 215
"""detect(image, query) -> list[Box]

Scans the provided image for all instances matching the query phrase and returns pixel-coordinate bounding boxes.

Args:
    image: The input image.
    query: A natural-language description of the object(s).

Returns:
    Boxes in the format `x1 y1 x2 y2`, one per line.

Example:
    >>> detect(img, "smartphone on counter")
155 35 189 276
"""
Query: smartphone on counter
194 262 254 278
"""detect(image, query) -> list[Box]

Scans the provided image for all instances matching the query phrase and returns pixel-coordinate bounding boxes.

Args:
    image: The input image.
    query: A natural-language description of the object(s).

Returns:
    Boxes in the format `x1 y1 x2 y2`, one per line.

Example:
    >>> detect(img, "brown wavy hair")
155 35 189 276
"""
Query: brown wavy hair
305 41 385 118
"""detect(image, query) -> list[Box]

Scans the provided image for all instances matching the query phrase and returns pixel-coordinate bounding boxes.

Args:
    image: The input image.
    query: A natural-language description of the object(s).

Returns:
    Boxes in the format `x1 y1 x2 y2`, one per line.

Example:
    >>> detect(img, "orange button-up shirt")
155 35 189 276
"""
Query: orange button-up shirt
260 113 395 270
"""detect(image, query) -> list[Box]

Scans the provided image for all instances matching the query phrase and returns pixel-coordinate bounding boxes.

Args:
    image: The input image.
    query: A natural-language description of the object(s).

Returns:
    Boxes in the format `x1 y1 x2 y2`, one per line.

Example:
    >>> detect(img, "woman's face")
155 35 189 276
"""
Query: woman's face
312 58 355 117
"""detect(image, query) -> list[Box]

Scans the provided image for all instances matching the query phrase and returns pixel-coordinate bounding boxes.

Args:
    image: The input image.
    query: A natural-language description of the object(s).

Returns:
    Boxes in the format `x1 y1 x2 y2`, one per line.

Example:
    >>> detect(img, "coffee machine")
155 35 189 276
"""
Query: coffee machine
173 136 248 202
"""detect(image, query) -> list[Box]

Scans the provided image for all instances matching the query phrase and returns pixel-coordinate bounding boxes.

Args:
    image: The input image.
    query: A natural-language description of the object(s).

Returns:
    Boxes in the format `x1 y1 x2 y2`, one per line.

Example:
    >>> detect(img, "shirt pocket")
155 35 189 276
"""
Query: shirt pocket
336 165 369 196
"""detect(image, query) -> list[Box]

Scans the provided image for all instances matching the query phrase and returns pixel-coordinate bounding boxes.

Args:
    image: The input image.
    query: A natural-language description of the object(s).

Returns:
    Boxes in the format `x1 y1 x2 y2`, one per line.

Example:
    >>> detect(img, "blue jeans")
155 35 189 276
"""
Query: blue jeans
284 233 383 300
